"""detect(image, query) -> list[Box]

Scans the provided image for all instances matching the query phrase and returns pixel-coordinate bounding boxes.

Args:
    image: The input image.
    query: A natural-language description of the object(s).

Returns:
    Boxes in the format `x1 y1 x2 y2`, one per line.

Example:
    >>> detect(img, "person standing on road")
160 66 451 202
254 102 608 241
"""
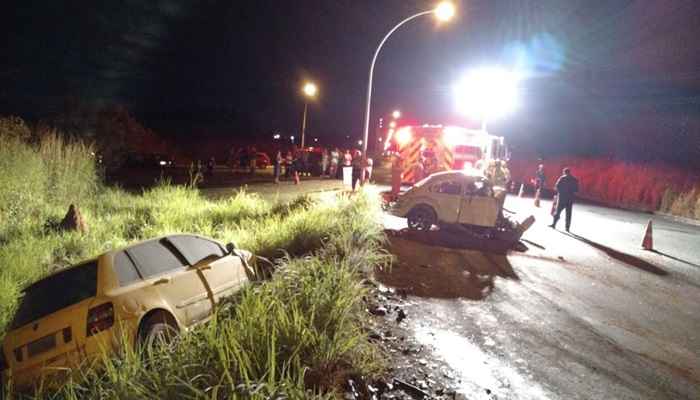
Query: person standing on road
273 149 282 184
549 167 579 231
534 164 546 207
329 147 339 179
321 148 329 178
292 147 302 184
351 150 364 191
284 151 293 179
248 146 257 175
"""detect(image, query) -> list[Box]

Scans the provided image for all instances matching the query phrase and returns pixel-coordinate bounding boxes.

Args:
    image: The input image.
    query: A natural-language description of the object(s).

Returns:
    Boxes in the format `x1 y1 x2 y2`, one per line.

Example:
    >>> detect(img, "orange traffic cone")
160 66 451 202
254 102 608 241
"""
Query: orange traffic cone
641 220 653 250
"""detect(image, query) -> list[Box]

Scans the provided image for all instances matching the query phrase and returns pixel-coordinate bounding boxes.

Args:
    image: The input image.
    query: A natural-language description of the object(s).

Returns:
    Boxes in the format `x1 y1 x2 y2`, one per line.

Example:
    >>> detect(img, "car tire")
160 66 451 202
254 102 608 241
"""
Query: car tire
407 205 436 231
139 315 179 354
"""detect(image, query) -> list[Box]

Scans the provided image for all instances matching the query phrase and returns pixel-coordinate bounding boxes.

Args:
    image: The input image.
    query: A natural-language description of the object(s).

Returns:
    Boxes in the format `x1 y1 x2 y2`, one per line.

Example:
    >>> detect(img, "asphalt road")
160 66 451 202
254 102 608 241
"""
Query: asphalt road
382 194 700 400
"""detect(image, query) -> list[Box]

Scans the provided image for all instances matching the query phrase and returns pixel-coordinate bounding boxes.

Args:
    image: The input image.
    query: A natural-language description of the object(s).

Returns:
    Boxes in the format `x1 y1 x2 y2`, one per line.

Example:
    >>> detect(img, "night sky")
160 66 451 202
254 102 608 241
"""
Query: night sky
2 0 700 166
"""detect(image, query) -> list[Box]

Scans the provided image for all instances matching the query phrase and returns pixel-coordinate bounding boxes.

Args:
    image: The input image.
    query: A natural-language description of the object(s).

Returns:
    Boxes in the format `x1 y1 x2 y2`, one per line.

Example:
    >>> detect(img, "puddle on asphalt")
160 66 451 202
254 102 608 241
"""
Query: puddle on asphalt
413 325 552 400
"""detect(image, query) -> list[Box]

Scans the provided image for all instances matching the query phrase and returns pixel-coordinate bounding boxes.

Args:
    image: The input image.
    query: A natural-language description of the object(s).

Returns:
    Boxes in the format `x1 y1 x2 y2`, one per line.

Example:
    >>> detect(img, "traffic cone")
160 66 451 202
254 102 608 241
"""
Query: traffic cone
534 189 541 207
641 220 653 250
518 183 524 197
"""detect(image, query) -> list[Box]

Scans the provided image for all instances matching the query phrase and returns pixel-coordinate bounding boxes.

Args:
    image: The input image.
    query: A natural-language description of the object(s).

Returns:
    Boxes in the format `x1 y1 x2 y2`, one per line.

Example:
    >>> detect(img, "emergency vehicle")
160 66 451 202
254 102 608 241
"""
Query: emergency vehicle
384 125 509 184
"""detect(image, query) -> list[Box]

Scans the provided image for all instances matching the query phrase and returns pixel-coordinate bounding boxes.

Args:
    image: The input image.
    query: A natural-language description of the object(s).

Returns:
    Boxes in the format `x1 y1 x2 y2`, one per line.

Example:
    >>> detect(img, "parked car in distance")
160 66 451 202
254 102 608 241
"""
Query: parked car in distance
391 170 506 231
1 234 254 389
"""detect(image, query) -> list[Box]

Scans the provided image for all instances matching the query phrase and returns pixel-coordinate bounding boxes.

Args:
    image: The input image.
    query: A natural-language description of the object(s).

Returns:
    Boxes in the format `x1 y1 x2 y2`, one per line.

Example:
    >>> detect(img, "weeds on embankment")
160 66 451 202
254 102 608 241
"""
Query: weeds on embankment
1 117 389 398
509 156 700 215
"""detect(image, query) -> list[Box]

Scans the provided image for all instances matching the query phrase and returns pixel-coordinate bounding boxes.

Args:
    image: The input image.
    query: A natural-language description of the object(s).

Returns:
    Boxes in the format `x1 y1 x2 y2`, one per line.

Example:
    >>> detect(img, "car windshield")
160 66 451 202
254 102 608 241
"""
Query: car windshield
167 235 225 266
11 261 98 329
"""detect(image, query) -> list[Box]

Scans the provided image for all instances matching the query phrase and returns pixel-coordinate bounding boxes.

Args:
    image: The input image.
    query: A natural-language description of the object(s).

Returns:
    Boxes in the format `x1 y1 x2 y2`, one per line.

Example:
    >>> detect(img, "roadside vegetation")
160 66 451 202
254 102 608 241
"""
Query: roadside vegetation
509 157 700 215
0 117 389 399
659 186 700 220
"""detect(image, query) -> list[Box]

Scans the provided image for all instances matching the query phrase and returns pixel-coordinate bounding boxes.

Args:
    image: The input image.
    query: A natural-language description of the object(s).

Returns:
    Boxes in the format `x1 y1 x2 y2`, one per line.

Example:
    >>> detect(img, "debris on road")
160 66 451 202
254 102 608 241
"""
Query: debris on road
361 281 465 400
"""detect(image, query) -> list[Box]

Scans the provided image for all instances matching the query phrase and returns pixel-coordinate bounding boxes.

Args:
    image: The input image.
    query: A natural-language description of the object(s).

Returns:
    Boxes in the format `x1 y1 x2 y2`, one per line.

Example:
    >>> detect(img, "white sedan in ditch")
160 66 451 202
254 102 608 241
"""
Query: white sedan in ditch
391 171 507 232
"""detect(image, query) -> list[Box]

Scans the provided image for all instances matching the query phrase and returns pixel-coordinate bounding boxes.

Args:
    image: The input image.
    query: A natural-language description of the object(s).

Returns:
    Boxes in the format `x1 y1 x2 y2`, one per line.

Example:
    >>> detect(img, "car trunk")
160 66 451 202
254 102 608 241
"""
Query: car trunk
3 261 99 386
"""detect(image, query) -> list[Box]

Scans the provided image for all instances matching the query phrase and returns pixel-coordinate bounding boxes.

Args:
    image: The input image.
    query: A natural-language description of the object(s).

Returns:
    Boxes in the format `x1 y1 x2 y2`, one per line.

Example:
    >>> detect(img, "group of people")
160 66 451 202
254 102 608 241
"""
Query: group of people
228 146 259 175
271 147 372 189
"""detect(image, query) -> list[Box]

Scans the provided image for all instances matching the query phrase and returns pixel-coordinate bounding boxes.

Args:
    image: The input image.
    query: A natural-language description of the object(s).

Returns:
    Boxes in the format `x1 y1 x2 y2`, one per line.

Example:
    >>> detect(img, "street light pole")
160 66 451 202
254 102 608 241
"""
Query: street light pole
360 2 455 158
361 10 432 158
300 81 317 149
301 101 308 148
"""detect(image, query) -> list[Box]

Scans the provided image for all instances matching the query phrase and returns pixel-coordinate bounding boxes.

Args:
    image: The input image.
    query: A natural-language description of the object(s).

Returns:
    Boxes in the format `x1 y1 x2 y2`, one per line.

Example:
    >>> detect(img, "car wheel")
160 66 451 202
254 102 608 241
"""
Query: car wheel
407 205 436 231
139 314 179 355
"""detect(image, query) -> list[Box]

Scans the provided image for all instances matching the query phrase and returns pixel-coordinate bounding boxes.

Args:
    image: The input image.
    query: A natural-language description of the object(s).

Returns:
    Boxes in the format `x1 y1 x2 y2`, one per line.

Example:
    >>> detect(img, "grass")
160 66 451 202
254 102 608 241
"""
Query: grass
1 117 389 399
509 156 700 213
659 186 700 219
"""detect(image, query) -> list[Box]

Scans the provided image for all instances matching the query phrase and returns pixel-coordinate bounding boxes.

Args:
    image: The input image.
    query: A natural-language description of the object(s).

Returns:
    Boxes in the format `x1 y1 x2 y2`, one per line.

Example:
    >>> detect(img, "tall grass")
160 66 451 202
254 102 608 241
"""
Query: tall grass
1 117 389 398
659 187 700 219
509 156 700 212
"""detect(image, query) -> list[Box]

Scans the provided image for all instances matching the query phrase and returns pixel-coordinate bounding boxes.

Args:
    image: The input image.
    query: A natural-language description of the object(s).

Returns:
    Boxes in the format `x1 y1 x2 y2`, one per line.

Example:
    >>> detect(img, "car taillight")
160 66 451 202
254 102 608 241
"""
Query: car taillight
86 302 114 336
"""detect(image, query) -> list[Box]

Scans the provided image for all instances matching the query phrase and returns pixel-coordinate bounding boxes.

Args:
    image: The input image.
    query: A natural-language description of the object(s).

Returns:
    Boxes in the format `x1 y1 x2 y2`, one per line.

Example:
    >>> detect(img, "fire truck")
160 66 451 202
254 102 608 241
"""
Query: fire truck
384 125 509 184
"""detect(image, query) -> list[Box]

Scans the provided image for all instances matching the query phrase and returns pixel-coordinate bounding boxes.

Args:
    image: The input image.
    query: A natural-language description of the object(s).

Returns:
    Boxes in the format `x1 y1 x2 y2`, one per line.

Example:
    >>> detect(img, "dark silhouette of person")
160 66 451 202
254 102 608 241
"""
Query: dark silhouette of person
550 167 579 231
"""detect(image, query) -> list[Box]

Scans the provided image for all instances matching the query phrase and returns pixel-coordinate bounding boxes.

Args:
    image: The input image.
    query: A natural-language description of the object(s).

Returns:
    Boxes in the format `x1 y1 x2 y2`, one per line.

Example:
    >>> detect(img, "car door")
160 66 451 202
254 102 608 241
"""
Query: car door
459 177 500 227
429 179 463 224
167 235 249 306
126 239 211 327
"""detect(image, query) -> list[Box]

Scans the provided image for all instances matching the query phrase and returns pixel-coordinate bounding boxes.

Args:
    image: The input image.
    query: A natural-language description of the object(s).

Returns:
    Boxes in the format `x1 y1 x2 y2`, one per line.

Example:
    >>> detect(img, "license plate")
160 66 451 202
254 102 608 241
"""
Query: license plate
27 333 57 358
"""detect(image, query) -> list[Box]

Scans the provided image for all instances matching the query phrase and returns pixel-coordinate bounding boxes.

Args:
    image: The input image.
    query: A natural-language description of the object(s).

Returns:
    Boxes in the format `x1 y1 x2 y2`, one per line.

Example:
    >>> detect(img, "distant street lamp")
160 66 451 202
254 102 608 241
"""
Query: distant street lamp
392 110 401 119
361 2 455 157
301 82 318 148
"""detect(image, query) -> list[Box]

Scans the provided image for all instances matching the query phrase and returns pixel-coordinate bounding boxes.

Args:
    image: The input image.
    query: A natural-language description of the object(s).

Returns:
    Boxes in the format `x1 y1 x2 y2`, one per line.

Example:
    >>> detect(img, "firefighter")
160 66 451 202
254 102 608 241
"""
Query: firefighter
421 144 437 176
549 167 579 232
486 160 510 188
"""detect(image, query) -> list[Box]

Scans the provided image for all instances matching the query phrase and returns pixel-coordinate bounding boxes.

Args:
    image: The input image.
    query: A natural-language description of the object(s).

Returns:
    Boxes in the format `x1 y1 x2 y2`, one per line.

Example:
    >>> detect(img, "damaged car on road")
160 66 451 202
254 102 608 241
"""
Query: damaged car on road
389 170 533 241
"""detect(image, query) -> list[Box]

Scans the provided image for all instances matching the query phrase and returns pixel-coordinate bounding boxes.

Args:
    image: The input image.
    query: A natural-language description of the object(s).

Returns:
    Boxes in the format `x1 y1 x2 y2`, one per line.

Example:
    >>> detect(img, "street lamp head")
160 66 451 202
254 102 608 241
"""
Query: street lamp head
434 2 456 22
303 82 318 98
392 110 401 119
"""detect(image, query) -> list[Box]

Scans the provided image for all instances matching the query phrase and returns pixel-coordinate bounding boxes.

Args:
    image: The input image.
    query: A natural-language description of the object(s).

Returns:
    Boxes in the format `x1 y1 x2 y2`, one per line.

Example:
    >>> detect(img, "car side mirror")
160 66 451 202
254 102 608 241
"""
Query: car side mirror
225 242 236 254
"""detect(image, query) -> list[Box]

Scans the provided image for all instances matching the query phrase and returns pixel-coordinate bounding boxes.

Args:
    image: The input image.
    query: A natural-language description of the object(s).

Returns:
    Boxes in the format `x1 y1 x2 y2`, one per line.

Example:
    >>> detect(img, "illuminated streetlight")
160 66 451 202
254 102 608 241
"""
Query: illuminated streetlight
435 2 456 22
389 121 397 129
361 2 456 157
392 110 401 119
290 135 295 143
273 133 281 140
453 66 520 132
303 82 317 98
301 81 318 148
